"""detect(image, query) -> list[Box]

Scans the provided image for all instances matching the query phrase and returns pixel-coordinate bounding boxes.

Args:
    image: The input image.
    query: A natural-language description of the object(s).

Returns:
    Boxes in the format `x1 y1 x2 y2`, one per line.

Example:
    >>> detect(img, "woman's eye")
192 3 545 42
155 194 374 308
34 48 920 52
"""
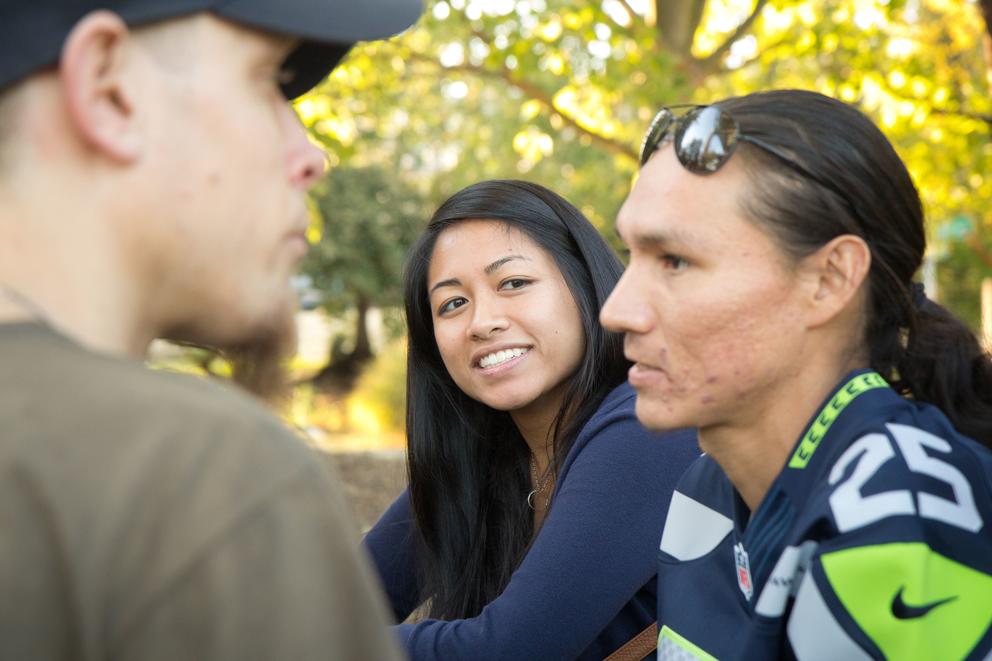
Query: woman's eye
438 297 467 315
499 278 531 291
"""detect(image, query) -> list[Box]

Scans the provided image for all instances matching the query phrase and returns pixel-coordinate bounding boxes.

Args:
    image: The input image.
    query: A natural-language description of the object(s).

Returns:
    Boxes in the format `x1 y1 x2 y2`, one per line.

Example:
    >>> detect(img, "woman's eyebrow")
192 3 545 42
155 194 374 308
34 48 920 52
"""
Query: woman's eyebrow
485 255 529 275
429 255 532 296
429 278 460 296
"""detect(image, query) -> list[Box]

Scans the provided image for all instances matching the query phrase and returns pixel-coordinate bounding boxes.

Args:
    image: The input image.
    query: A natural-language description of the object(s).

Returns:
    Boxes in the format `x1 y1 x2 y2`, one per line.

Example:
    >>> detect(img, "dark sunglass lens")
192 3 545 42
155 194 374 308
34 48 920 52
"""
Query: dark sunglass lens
675 106 740 173
639 109 676 167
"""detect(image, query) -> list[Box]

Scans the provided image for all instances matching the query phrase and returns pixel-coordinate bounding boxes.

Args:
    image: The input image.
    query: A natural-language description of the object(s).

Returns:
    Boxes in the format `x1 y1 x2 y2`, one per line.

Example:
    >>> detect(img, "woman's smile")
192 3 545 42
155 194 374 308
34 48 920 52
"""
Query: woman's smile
476 345 530 368
476 347 530 377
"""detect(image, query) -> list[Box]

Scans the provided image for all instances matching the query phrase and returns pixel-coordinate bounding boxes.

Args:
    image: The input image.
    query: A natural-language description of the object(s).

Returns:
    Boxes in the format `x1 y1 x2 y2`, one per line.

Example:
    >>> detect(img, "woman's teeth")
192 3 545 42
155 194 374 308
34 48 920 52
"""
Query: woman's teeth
479 347 528 368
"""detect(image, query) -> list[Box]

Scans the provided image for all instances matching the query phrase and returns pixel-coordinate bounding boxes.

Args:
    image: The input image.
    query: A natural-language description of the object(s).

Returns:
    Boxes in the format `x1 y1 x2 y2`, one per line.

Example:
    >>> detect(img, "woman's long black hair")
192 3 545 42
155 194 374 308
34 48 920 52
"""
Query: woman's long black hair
403 179 628 619
718 89 992 446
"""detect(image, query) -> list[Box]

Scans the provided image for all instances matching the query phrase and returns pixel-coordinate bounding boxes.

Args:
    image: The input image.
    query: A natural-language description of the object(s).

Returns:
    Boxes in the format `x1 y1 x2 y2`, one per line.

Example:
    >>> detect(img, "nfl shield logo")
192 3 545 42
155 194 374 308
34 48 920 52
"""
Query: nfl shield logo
734 542 753 601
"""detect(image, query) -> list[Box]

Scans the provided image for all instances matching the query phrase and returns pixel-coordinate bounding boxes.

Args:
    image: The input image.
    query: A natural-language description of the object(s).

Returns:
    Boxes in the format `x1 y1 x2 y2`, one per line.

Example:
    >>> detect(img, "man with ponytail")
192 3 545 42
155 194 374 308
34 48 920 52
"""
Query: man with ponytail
602 89 992 659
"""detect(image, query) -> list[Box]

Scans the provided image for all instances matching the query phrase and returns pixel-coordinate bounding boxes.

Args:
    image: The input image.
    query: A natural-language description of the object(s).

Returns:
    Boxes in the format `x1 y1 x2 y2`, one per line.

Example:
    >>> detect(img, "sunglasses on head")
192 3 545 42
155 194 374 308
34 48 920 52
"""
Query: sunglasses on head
639 105 857 218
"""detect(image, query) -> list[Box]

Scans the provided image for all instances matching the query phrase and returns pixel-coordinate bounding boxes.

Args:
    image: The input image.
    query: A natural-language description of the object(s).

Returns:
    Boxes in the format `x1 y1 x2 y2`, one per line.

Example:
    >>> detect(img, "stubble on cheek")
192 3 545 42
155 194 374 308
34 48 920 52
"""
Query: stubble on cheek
700 375 719 405
708 288 797 407
681 299 766 408
227 294 298 402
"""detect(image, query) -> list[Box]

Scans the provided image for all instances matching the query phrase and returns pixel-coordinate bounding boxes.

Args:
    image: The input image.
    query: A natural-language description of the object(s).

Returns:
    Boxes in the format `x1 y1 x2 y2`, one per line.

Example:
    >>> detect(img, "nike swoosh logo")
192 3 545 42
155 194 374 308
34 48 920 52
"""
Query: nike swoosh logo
891 586 957 619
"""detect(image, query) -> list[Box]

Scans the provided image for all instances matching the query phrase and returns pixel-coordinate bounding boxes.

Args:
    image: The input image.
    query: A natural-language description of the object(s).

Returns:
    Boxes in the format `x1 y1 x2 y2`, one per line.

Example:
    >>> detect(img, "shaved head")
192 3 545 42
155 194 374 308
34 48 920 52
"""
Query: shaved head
0 15 198 157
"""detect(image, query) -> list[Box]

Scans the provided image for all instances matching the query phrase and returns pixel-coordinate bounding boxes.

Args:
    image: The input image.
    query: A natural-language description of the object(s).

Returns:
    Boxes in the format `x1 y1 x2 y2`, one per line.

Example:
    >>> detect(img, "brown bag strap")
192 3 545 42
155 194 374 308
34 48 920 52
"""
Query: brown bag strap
603 622 657 661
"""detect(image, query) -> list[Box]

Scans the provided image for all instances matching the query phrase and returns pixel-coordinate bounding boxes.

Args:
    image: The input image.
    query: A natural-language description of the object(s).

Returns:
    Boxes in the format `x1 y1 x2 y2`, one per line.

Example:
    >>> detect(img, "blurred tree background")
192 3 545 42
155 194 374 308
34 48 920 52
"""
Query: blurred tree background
301 165 427 389
282 0 990 441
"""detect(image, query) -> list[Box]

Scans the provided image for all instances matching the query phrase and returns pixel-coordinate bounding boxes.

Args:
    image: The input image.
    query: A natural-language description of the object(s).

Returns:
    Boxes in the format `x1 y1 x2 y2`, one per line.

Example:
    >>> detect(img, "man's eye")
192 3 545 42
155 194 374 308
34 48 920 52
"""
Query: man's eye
661 255 689 271
277 67 296 87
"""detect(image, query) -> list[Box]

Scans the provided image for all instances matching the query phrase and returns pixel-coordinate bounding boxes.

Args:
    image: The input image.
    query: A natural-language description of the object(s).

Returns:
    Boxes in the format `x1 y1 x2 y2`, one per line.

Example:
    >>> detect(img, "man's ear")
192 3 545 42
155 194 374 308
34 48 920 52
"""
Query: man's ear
804 234 872 328
59 11 141 162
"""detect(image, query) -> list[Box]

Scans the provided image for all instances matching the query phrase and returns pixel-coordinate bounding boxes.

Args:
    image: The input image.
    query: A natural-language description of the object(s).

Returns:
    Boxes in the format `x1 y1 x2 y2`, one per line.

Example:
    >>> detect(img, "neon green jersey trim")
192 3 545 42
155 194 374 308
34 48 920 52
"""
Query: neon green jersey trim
658 625 718 660
788 371 888 469
821 542 992 660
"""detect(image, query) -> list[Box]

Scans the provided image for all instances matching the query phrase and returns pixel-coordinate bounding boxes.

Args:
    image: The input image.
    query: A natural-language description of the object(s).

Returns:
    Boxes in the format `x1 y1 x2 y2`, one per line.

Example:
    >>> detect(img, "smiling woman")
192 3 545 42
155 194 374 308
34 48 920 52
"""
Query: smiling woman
363 180 699 660
426 219 586 435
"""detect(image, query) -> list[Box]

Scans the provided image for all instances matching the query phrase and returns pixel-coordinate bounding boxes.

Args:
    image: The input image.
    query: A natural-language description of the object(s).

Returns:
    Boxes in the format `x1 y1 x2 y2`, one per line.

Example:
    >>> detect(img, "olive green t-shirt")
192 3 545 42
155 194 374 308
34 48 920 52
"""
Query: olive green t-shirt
0 323 402 661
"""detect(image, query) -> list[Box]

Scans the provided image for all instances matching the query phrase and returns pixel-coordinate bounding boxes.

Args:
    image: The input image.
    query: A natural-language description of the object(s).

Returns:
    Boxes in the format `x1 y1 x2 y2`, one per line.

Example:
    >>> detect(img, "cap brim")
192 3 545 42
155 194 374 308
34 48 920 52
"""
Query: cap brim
278 42 351 98
215 0 423 97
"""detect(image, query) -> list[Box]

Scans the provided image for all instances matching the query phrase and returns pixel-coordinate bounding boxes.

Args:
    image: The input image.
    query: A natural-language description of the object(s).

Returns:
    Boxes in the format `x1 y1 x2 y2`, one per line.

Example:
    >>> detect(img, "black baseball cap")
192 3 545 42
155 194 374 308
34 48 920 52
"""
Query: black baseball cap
0 0 423 98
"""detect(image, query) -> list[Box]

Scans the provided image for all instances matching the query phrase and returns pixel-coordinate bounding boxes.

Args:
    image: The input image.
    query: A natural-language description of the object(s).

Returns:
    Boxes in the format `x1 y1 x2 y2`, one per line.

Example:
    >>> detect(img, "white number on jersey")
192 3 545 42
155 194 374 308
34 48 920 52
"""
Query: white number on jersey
828 424 983 534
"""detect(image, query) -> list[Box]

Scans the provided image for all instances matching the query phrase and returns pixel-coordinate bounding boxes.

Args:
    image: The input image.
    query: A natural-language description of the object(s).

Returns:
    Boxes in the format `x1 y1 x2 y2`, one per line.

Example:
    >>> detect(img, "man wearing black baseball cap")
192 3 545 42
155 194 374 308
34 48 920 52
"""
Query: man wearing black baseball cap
0 2 420 658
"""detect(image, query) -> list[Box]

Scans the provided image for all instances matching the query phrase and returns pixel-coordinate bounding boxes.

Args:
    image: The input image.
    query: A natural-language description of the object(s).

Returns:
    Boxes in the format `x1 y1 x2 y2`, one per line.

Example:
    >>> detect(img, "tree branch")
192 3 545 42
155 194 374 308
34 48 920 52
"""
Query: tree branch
931 107 992 128
697 0 770 71
615 0 638 25
408 53 638 162
604 0 637 33
724 35 791 72
980 0 992 43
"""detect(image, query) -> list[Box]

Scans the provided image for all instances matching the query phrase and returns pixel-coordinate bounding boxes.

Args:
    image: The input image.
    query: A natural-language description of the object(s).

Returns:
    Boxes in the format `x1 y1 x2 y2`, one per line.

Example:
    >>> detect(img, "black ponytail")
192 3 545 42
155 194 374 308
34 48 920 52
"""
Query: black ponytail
900 297 992 443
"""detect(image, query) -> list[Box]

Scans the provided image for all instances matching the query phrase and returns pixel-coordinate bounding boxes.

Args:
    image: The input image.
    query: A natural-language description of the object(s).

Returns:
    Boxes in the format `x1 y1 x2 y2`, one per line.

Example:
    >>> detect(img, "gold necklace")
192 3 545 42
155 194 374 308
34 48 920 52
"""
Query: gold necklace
527 456 553 510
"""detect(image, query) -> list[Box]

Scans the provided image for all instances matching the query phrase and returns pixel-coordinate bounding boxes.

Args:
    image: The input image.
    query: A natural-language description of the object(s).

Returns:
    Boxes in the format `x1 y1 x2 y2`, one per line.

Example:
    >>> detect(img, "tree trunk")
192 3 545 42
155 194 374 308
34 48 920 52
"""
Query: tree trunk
311 294 375 393
655 0 707 56
352 293 373 363
981 0 992 73
981 0 992 42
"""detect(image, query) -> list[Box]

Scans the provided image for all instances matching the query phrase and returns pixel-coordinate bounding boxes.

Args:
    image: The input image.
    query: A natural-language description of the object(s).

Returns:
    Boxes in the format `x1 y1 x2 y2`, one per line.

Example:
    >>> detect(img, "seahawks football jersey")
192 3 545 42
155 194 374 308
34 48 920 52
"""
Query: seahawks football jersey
656 370 992 660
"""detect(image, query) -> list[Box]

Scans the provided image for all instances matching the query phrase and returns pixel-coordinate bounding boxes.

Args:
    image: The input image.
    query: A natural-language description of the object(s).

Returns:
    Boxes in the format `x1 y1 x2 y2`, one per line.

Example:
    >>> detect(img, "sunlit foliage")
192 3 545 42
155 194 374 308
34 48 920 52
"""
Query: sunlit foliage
299 0 991 331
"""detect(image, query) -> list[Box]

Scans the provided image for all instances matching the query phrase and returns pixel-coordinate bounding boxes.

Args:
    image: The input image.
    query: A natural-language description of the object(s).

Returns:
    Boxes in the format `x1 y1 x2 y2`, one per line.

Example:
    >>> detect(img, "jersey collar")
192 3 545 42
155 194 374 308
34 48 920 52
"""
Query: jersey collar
736 369 906 594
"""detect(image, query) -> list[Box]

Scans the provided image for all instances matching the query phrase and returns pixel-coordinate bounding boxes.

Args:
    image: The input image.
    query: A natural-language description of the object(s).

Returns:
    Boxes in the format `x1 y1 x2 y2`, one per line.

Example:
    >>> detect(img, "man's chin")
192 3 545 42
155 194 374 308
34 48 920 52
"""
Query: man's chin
634 397 682 432
163 301 299 402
